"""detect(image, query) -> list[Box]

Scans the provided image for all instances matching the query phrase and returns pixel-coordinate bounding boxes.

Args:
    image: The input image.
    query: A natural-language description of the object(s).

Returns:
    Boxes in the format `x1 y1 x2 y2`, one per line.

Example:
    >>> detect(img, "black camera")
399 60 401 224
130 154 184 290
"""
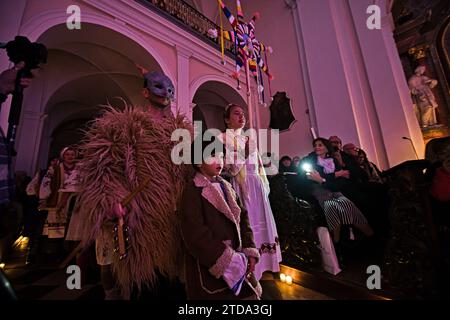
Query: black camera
1 36 47 155
1 36 47 77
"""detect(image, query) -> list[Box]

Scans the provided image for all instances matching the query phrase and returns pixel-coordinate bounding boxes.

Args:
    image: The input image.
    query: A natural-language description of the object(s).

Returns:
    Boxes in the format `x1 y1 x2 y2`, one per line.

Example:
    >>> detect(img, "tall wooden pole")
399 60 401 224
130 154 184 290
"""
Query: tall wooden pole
245 58 253 129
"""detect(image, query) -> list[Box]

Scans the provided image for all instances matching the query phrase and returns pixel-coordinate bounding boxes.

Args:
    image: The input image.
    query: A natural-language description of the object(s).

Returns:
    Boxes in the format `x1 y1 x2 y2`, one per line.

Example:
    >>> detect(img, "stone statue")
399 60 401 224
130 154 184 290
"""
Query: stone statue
408 65 439 128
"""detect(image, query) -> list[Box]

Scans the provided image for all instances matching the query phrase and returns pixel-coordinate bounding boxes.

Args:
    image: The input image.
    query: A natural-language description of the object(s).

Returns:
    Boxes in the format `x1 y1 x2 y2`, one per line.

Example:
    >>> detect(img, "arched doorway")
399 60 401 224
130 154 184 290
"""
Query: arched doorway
192 80 247 133
15 23 167 173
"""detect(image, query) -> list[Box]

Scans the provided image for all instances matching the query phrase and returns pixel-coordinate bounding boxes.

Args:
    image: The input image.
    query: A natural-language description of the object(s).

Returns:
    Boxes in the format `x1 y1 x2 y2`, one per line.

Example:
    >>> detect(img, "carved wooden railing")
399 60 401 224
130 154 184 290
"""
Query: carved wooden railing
268 174 323 270
381 160 443 298
136 0 237 58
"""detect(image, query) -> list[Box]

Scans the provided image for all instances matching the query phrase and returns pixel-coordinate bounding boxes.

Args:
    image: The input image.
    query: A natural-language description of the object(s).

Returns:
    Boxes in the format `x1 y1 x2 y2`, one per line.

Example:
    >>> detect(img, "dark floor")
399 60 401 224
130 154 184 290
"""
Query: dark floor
1 237 338 300
1 232 405 300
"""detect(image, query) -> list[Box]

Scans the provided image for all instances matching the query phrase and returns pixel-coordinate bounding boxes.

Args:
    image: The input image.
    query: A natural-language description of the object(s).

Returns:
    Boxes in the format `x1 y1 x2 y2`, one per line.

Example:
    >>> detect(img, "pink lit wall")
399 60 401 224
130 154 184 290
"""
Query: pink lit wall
0 0 424 175
197 0 314 160
197 0 423 168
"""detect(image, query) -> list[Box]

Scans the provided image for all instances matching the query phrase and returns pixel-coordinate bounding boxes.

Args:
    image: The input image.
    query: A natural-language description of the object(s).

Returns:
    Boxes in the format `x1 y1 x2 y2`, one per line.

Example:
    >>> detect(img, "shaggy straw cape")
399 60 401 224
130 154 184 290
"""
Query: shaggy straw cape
77 103 192 297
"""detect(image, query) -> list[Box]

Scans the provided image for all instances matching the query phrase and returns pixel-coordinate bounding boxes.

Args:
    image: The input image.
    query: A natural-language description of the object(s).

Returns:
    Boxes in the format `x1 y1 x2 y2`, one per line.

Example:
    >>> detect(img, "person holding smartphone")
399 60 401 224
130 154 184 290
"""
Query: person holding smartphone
299 138 374 250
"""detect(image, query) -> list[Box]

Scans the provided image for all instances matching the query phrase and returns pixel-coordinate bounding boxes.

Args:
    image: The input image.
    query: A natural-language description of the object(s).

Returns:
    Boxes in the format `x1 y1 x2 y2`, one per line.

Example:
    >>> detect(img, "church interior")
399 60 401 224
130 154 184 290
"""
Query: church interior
0 0 449 303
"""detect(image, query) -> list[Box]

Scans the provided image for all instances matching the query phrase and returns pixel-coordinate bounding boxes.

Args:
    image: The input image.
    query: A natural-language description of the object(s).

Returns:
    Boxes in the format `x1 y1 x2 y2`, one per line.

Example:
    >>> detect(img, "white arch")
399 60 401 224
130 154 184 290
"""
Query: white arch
41 71 138 113
189 74 247 103
15 10 177 174
18 10 175 81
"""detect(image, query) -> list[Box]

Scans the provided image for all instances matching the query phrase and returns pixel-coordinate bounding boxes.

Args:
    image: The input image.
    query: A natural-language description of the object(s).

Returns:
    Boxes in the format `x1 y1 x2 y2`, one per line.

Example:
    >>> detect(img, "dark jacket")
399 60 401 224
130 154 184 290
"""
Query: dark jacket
299 152 345 193
339 151 367 184
180 173 261 300
301 153 372 212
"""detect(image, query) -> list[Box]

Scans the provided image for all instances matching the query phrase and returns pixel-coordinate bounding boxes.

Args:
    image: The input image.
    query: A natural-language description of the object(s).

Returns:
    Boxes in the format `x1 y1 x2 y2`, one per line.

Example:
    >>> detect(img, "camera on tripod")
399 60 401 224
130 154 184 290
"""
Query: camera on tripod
1 36 47 77
0 36 47 155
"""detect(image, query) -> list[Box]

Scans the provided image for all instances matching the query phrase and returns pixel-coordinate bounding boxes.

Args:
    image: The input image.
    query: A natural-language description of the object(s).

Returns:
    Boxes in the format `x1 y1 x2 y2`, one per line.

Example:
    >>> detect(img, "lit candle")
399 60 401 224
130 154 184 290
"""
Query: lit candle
0 263 5 269
286 275 293 285
280 273 286 282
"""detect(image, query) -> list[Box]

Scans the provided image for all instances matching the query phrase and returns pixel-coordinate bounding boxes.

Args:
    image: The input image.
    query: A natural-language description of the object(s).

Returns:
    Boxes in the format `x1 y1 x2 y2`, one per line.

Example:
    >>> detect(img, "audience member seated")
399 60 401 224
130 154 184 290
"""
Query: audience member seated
425 136 450 164
327 137 374 217
330 137 366 184
279 156 296 174
343 142 369 183
329 136 349 167
357 149 383 184
343 143 359 157
356 149 390 237
299 138 374 260
292 156 300 171
419 138 450 295
428 143 450 229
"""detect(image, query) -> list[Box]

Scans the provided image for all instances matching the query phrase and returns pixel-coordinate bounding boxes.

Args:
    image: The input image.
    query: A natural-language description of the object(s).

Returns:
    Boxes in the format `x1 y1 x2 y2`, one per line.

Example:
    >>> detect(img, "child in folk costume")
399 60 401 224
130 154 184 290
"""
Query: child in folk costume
220 104 282 281
181 137 262 300
39 147 79 239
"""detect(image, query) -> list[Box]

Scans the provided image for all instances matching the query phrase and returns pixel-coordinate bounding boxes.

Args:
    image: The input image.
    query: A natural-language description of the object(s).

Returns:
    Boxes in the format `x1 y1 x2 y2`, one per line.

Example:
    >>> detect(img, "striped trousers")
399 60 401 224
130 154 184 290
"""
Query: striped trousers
312 187 368 232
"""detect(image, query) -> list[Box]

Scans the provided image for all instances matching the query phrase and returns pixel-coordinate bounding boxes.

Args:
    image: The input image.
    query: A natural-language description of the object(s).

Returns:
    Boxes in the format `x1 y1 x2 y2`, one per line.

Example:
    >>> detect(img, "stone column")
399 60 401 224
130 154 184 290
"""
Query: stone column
347 0 425 164
13 110 47 175
285 0 318 135
176 45 193 121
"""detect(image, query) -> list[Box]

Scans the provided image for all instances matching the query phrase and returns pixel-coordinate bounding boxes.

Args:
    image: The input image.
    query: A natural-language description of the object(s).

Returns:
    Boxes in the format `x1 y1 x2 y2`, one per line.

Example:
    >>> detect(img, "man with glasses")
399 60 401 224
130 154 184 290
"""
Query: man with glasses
343 143 360 158
328 136 367 203
328 136 353 169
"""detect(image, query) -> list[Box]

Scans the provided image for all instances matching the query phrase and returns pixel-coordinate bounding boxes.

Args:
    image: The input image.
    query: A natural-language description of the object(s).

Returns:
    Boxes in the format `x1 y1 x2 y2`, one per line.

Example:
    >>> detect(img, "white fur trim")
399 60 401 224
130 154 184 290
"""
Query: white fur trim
242 248 260 261
209 245 234 279
194 173 242 247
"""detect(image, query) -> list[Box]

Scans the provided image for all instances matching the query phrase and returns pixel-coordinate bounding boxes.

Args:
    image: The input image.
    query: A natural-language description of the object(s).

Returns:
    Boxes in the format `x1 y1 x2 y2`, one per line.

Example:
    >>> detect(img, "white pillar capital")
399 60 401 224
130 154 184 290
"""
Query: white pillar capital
175 45 193 59
176 46 192 120
284 0 298 10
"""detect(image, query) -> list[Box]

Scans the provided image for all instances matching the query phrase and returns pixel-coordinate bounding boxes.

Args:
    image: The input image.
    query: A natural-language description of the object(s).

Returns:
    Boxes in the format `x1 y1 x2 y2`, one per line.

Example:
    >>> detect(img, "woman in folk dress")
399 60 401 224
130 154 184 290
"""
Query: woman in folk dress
39 147 79 239
220 104 282 281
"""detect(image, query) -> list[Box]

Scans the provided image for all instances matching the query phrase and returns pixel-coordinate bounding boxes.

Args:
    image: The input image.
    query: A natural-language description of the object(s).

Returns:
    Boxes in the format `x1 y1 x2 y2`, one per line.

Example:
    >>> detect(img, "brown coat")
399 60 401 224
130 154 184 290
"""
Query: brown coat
181 173 262 300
